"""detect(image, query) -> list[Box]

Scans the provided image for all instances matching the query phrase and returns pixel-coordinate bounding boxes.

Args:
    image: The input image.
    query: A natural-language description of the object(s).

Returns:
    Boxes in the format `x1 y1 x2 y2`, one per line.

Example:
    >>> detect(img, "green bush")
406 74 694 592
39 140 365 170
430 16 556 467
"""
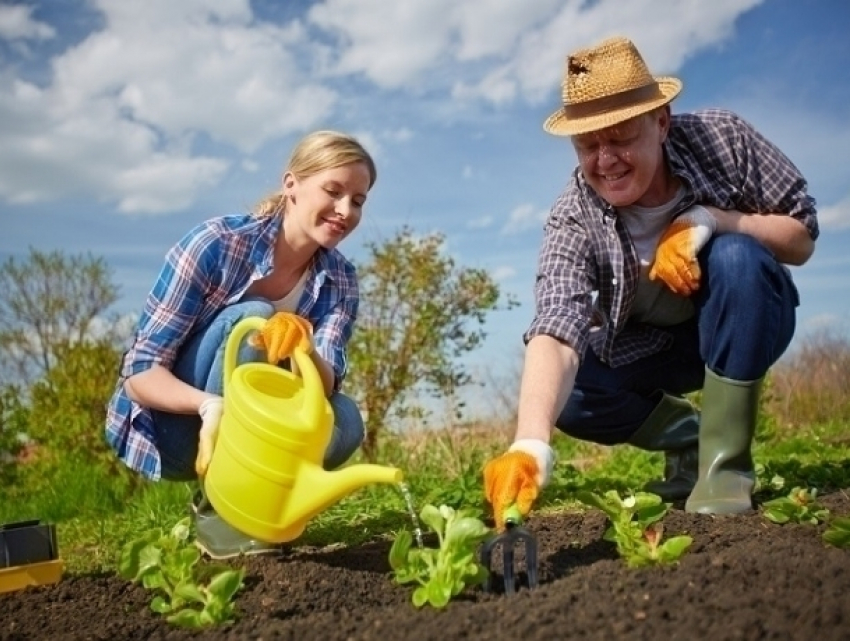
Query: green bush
0 384 30 486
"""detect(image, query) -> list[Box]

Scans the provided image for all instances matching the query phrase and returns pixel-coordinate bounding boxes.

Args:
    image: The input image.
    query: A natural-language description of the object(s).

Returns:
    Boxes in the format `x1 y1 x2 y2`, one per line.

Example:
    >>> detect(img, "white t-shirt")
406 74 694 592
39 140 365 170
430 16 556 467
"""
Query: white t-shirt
617 187 695 326
270 268 310 313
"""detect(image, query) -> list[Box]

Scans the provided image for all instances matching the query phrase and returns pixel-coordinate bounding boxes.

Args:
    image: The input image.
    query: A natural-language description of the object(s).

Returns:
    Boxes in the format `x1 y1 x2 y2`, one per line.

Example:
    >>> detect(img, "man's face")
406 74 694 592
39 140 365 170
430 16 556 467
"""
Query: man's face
571 109 670 208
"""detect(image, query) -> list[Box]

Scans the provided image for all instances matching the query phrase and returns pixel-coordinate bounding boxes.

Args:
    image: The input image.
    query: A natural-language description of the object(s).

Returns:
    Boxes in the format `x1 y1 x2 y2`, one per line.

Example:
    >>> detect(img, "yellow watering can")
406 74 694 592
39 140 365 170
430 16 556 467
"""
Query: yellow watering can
203 316 403 543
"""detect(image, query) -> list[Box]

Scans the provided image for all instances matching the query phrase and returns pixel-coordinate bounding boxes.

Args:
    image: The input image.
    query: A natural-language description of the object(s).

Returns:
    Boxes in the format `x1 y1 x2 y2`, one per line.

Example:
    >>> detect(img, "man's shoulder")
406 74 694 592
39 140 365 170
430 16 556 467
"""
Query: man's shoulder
671 108 752 135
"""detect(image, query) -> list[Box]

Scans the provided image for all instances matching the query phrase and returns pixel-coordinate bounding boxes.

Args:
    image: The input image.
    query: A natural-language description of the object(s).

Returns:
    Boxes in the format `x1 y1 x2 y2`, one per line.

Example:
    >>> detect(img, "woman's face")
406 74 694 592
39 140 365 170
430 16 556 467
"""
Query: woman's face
571 109 671 208
285 161 372 249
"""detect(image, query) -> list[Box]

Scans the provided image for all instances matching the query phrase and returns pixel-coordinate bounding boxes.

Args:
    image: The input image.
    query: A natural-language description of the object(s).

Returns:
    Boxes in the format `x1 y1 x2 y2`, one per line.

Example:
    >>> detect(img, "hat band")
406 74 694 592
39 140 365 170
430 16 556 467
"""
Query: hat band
562 82 662 119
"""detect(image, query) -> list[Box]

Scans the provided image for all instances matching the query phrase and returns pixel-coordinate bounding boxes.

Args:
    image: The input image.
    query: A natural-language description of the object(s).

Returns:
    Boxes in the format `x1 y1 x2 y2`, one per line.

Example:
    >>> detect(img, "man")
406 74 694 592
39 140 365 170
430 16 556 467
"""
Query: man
483 36 818 530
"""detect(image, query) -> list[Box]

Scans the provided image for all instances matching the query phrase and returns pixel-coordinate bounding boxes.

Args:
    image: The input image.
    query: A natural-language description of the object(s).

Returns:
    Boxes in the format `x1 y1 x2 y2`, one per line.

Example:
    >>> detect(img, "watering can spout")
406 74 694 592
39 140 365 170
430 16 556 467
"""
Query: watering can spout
280 462 404 536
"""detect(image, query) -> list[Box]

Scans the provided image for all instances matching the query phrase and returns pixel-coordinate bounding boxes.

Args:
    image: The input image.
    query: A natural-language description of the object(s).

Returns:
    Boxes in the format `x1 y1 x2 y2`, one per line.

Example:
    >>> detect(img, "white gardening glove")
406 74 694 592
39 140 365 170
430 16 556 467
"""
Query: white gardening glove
483 438 556 531
509 439 556 488
194 395 224 477
649 205 717 296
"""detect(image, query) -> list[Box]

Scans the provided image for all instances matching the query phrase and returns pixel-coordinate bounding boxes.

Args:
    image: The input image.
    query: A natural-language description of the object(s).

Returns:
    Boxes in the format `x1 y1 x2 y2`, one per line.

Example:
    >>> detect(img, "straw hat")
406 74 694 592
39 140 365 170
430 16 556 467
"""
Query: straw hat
543 36 682 136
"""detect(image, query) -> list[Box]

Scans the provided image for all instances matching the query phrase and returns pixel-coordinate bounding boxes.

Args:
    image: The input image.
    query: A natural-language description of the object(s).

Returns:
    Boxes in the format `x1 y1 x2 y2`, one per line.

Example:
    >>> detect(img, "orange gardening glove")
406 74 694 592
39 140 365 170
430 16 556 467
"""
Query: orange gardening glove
483 439 555 531
248 312 314 363
649 205 717 296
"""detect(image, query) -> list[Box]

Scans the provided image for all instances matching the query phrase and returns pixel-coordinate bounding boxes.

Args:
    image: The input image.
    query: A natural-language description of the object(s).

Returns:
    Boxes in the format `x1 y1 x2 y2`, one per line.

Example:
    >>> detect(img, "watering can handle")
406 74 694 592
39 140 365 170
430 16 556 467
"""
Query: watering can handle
223 316 326 426
223 316 267 397
290 345 326 428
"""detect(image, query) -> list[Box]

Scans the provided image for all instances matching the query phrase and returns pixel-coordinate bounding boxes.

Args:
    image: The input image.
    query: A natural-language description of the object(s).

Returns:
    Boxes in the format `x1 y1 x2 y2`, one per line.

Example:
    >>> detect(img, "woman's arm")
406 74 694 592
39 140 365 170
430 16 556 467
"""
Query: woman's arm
307 351 336 398
124 364 216 413
121 222 220 411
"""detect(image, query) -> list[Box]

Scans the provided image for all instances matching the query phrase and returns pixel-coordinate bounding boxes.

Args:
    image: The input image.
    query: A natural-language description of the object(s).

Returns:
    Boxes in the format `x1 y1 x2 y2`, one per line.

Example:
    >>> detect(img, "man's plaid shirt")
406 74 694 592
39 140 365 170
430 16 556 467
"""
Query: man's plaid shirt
525 109 819 367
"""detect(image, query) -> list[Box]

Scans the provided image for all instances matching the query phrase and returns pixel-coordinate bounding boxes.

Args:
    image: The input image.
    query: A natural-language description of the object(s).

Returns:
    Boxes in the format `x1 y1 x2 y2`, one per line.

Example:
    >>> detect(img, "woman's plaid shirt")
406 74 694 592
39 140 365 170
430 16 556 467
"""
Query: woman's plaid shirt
105 213 359 479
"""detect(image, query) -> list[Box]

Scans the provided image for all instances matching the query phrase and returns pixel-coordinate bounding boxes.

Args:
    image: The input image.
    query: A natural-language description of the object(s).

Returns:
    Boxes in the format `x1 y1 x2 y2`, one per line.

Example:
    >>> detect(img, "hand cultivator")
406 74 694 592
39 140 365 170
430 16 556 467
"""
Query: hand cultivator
480 506 539 595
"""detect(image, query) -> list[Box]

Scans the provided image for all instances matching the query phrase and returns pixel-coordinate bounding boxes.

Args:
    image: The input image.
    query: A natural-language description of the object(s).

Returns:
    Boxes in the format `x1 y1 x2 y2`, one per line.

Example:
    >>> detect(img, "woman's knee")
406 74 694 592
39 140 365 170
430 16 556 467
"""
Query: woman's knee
214 299 276 326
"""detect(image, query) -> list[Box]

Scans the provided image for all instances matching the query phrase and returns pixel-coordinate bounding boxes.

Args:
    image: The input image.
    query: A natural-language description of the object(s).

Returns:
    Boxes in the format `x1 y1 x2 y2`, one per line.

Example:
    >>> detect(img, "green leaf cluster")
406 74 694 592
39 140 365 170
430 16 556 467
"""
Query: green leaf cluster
575 490 692 568
762 487 830 525
388 504 492 608
823 517 850 548
118 517 245 628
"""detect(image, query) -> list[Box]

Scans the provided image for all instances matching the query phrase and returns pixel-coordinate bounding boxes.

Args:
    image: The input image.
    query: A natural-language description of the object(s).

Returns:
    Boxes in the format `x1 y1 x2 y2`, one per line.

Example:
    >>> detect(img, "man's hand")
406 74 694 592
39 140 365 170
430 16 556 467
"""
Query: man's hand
195 395 224 477
649 205 717 296
249 312 313 364
483 439 555 530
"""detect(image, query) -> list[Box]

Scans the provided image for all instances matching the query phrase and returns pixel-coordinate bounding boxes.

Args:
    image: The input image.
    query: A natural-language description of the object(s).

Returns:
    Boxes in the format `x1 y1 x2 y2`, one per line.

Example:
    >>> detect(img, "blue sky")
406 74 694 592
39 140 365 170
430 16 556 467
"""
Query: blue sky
1 0 849 418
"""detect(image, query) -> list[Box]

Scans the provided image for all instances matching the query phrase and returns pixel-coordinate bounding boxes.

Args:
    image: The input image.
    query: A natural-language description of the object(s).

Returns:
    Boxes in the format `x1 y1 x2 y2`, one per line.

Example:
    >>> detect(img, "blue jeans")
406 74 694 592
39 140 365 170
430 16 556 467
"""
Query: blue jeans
556 234 798 445
152 299 365 481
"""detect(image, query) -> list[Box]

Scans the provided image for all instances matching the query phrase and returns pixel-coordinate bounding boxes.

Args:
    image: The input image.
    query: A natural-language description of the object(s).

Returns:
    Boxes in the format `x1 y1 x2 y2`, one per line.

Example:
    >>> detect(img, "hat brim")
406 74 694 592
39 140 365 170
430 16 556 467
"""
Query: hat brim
543 77 682 137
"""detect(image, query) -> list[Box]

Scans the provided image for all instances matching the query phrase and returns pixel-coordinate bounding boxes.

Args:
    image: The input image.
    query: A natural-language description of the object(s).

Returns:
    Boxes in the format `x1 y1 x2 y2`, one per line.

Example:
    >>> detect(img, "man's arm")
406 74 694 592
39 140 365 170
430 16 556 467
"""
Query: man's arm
709 208 815 266
514 334 581 443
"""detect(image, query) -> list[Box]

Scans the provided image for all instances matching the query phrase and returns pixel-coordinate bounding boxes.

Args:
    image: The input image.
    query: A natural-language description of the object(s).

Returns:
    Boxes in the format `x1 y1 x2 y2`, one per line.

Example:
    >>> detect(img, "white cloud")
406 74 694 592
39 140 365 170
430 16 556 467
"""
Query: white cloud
491 265 517 281
0 0 336 214
0 0 768 215
803 313 841 330
811 195 850 230
453 0 765 104
501 203 546 235
310 0 761 102
0 4 56 41
383 127 414 143
467 215 493 230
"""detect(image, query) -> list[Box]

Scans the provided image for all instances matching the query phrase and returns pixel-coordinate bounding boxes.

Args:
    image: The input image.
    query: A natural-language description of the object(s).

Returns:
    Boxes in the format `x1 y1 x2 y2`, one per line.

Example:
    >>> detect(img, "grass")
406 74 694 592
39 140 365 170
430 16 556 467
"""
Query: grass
3 415 850 577
3 329 850 577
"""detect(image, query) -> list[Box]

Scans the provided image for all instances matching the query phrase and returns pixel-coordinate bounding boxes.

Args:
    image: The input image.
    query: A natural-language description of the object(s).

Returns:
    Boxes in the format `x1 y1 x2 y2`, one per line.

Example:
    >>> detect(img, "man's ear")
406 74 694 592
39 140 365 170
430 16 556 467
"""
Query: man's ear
657 105 672 140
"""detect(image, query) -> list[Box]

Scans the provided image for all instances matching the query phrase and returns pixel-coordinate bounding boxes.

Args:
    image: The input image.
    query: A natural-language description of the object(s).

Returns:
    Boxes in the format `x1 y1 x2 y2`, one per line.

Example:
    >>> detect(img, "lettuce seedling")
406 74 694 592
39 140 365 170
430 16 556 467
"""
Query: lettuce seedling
575 489 692 568
823 516 850 548
388 503 491 608
762 487 830 525
119 517 245 628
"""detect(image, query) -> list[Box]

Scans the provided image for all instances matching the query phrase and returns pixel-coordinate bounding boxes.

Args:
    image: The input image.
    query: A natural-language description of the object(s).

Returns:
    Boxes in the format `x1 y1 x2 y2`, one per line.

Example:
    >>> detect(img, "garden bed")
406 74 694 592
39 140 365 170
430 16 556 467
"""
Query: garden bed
3 491 850 640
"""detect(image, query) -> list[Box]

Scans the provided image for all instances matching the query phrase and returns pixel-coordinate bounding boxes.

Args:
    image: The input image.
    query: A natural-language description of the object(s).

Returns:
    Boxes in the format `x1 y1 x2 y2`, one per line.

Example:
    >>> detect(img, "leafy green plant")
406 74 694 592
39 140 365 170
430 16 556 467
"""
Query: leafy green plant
118 517 245 628
388 503 491 608
823 516 850 549
762 487 830 525
575 490 692 568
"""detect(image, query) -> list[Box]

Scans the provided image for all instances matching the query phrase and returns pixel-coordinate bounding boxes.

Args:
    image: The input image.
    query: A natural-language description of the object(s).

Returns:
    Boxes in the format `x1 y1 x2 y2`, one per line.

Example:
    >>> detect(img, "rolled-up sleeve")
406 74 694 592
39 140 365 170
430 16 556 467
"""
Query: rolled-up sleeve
523 191 594 359
312 263 359 389
121 228 218 377
729 112 819 241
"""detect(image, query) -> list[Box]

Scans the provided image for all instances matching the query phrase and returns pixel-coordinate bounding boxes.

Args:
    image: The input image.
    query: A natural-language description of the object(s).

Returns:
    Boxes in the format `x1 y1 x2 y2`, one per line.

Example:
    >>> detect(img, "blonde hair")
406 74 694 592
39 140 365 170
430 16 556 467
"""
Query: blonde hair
254 130 377 218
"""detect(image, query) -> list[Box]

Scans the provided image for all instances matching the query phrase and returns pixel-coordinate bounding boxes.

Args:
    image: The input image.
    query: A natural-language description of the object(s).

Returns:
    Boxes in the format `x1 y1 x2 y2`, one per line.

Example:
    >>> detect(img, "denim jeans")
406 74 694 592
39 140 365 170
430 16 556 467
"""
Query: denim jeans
152 299 365 481
556 233 798 445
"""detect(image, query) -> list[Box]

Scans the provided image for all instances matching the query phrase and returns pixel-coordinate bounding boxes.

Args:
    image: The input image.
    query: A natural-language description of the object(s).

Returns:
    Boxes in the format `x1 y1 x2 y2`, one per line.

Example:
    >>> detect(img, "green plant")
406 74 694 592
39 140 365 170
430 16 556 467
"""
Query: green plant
575 490 692 568
118 517 245 628
762 487 830 525
823 516 850 548
388 503 492 608
347 227 518 460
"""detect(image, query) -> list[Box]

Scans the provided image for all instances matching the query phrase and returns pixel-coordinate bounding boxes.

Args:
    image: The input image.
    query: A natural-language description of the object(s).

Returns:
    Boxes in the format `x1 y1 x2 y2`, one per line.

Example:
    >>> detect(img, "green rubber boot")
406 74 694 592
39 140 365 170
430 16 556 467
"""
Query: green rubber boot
191 489 285 560
685 368 762 515
628 393 699 501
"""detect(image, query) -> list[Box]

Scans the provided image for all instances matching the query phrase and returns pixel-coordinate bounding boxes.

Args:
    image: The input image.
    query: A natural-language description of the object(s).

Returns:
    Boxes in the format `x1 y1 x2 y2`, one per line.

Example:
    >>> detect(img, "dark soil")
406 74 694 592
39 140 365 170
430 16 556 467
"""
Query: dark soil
4 492 850 641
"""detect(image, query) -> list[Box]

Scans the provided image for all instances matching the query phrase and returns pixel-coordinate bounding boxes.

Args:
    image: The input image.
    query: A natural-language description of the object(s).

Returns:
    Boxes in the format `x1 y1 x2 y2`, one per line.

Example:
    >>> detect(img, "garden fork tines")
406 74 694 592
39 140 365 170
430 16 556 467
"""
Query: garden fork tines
480 505 539 595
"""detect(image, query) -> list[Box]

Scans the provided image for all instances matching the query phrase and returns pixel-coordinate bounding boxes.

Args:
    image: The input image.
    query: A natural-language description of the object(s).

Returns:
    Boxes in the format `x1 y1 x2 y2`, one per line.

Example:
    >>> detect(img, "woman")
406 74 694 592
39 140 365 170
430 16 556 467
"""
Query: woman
105 130 376 559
